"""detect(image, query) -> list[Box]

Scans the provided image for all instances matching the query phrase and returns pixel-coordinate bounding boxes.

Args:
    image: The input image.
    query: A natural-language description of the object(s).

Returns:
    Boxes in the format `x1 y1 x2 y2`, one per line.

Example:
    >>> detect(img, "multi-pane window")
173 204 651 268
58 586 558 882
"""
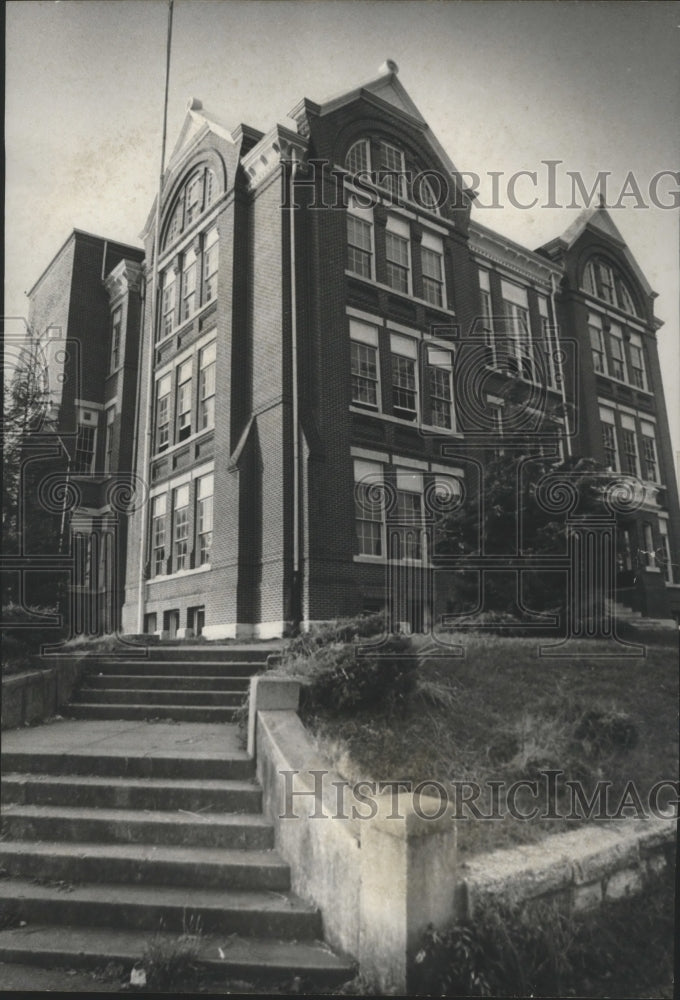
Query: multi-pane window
641 422 658 482
600 406 618 469
151 494 167 576
391 470 423 561
110 307 122 372
421 232 445 307
658 519 673 583
642 522 656 568
346 139 370 176
347 199 373 278
379 141 406 200
161 269 176 340
351 343 379 408
173 484 190 570
203 227 219 303
427 347 453 430
104 407 115 473
162 164 220 250
479 269 495 364
182 249 197 321
501 280 533 379
196 473 213 566
156 373 171 452
390 334 418 421
73 423 96 473
620 416 639 475
583 258 638 316
416 176 440 214
628 334 646 390
385 217 410 294
199 342 216 430
185 173 202 227
176 360 192 442
354 459 384 556
537 296 555 387
588 314 606 374
609 326 626 381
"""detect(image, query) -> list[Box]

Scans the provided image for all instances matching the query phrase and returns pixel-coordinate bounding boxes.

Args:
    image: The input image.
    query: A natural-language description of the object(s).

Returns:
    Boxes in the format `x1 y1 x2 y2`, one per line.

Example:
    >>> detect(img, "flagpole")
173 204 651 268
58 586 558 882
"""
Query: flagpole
136 0 174 633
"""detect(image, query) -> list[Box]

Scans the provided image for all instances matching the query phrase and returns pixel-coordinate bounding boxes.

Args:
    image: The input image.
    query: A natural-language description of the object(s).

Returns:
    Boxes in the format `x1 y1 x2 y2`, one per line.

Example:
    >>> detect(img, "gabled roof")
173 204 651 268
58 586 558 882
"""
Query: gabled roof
165 97 235 174
539 198 654 298
290 60 473 200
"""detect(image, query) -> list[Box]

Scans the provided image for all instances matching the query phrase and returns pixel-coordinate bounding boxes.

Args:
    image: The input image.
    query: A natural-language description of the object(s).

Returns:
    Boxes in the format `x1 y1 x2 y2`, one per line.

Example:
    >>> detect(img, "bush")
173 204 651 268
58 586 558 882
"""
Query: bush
140 928 201 991
1 602 64 675
411 868 675 996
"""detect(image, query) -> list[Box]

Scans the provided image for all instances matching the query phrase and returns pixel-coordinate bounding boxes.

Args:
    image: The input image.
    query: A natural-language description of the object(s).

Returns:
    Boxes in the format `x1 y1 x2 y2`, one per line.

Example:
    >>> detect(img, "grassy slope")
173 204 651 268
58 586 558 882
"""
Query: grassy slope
306 635 678 856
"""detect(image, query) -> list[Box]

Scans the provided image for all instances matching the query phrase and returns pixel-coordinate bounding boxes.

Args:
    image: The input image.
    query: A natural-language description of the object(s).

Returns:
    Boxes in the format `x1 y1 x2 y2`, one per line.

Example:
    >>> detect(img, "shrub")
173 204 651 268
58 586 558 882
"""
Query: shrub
1 602 65 675
140 925 202 991
301 633 418 717
574 707 638 753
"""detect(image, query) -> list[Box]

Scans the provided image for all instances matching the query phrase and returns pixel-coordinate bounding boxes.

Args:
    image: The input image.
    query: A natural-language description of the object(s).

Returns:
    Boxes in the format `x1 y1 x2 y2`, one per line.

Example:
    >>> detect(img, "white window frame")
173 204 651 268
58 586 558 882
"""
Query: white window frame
426 345 454 431
501 280 534 380
588 313 607 375
199 341 216 430
390 333 418 422
346 139 371 176
182 248 198 321
385 216 411 295
347 197 374 280
620 413 639 476
378 141 407 200
628 333 647 390
110 306 122 372
350 320 381 410
599 405 618 471
421 230 446 308
479 269 496 364
196 473 214 566
173 483 191 571
354 458 385 558
176 359 193 442
151 493 167 577
640 421 659 483
608 323 627 382
390 468 424 563
160 269 176 341
104 406 116 473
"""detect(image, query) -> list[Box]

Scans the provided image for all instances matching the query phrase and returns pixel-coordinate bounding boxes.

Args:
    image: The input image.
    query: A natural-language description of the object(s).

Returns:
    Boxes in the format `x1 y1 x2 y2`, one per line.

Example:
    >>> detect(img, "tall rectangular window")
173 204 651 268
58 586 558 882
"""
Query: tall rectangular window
176 360 192 442
479 269 495 364
160 269 176 340
173 484 190 571
151 493 167 576
199 342 216 430
658 519 673 583
640 421 659 482
427 346 453 430
104 407 115 473
196 473 213 566
110 307 122 372
185 173 202 226
628 333 646 390
354 459 384 557
378 141 406 200
182 248 197 321
609 324 626 381
600 406 618 470
73 423 96 473
620 414 639 475
391 469 423 561
390 333 418 421
203 227 219 303
421 232 445 307
385 217 411 294
155 373 171 452
346 139 370 176
346 193 374 280
501 280 533 379
588 314 606 374
538 296 555 387
350 320 380 409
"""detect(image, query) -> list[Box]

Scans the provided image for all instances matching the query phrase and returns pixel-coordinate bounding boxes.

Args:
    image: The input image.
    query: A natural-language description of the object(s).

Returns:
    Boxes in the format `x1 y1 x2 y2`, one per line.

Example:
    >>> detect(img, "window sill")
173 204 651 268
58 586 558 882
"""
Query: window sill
354 555 424 566
155 300 217 350
349 405 463 437
594 371 653 396
148 563 212 584
345 270 457 317
152 427 214 462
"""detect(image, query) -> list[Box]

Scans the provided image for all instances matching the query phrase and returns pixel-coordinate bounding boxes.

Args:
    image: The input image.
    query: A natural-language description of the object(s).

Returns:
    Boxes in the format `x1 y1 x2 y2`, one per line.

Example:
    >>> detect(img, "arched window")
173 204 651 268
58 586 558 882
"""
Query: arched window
582 257 639 316
346 139 371 176
162 164 221 250
415 175 441 215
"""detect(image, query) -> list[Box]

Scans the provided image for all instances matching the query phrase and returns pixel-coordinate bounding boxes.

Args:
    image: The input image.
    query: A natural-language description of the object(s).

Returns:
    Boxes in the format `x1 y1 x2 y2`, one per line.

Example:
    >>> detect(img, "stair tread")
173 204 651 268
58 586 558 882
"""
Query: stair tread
3 772 257 790
0 923 353 973
0 876 316 914
1 803 271 827
0 839 288 867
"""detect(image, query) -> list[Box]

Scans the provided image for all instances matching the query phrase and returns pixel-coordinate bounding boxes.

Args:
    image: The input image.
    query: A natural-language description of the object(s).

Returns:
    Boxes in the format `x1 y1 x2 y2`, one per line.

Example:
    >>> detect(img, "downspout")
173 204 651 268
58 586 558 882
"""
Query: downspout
551 271 572 459
136 0 174 633
100 240 109 281
289 151 302 630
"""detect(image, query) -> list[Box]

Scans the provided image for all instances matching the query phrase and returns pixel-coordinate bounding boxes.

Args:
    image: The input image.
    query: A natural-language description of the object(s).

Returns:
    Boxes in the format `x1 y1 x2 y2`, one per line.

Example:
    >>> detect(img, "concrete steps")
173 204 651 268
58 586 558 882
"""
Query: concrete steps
68 644 271 723
0 925 352 983
0 707 354 986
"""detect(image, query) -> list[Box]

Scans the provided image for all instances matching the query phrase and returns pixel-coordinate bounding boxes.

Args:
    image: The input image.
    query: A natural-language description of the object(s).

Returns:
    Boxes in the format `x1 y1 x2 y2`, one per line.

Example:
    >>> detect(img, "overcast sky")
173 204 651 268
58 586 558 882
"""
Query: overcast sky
6 0 679 465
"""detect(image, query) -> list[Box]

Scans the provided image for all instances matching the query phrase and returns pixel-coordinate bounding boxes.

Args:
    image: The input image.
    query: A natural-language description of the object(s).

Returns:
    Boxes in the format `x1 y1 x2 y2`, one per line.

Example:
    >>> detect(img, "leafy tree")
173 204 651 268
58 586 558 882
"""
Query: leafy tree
435 451 623 623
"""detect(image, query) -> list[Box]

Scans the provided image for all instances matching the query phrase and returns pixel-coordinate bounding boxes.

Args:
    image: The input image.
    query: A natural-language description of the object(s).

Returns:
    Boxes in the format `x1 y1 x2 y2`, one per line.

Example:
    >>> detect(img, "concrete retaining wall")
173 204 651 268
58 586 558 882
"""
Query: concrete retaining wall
1 656 85 730
456 817 676 918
